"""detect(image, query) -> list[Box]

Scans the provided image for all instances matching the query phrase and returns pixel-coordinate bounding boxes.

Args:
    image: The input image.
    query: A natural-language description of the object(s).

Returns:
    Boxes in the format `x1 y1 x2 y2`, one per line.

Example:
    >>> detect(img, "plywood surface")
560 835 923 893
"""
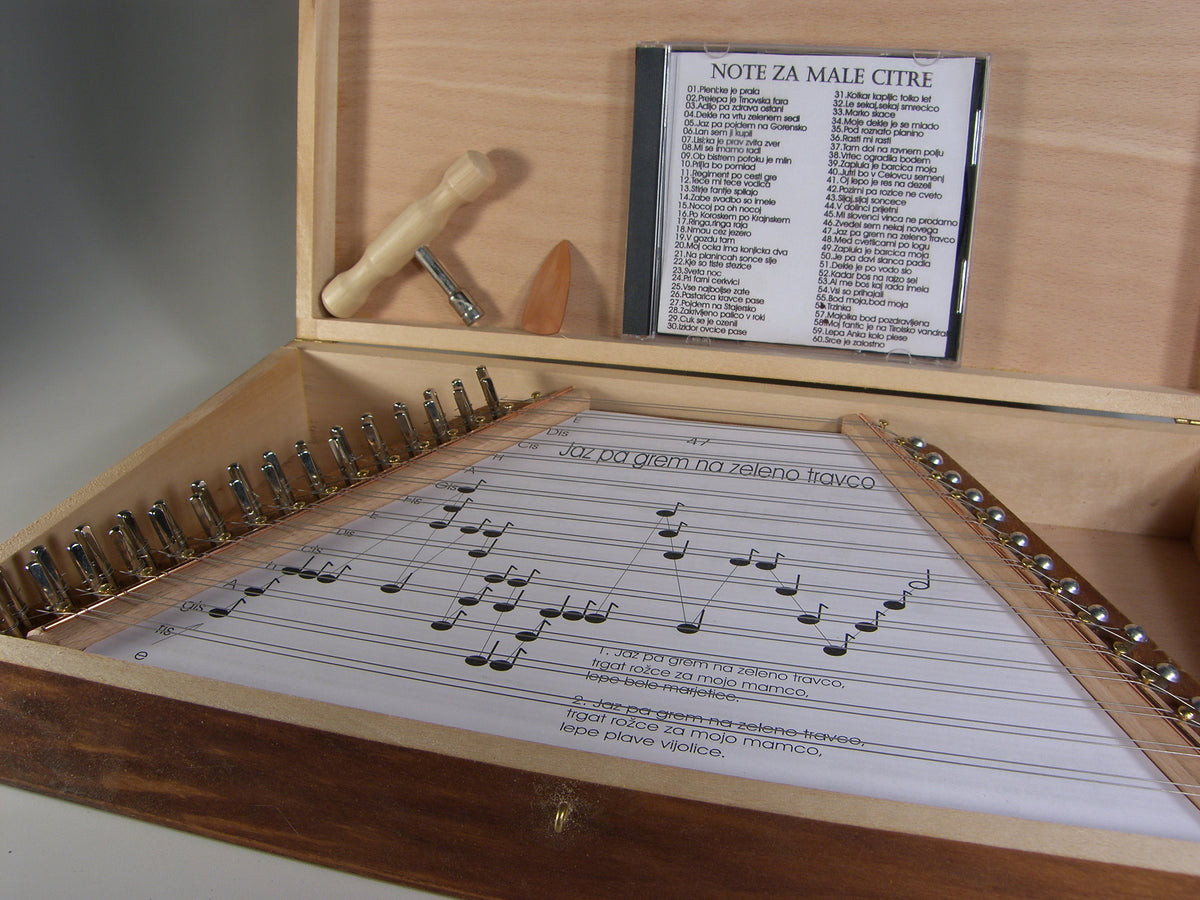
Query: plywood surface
298 0 1200 403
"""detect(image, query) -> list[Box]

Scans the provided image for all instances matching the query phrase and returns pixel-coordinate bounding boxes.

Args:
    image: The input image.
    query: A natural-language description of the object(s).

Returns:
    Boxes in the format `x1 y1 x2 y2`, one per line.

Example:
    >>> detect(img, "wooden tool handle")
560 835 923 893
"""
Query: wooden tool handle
320 150 496 318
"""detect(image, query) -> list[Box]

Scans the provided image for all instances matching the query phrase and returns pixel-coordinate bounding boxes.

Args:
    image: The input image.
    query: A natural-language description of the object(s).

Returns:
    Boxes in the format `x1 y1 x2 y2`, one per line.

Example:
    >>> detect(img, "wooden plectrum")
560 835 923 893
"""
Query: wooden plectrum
520 240 572 335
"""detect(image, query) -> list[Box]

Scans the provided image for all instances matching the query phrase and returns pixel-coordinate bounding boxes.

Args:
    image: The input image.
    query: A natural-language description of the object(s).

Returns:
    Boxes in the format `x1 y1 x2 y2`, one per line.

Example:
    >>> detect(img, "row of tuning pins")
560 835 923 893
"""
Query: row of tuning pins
887 423 1200 725
0 367 515 635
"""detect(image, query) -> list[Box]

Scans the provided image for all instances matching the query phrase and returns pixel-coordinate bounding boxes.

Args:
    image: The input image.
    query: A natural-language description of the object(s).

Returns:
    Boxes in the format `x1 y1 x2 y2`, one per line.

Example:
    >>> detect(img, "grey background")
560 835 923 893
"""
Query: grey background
0 2 436 895
0 1 297 542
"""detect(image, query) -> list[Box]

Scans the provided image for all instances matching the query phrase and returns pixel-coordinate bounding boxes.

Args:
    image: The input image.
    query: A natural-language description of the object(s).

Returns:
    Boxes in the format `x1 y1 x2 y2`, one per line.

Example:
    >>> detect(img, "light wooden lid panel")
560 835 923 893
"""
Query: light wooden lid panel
298 0 1200 408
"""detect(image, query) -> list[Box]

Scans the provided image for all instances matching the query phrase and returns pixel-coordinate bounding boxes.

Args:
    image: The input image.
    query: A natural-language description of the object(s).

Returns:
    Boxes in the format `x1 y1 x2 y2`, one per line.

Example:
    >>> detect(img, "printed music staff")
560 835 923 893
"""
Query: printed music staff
16 403 1200 846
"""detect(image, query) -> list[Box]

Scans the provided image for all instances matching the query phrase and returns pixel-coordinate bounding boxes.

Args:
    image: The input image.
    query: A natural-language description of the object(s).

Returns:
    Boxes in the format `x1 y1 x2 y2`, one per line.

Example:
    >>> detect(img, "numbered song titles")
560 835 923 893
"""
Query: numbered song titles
655 51 982 358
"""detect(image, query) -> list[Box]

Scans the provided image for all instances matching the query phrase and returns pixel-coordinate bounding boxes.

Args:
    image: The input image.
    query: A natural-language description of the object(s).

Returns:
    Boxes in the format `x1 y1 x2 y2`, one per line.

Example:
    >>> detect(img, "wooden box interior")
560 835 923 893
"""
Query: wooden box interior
3 0 1200 894
296 0 1200 420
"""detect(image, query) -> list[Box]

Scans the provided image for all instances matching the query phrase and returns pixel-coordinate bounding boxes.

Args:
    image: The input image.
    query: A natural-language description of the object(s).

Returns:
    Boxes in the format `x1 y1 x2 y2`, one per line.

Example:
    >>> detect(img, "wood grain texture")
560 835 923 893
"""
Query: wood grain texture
1 657 1196 899
8 3 1200 883
298 0 1200 399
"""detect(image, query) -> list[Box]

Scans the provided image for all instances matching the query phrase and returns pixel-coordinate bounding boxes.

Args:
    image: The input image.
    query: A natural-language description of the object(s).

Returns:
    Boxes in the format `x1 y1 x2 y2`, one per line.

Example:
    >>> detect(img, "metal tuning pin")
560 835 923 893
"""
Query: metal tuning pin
66 543 107 596
361 414 400 470
392 402 425 456
111 510 157 576
25 546 73 613
147 500 194 560
451 379 480 431
66 524 118 595
295 441 335 496
189 480 231 543
262 451 302 512
476 366 505 421
0 568 34 635
414 246 485 326
423 389 452 444
328 426 368 484
228 463 267 525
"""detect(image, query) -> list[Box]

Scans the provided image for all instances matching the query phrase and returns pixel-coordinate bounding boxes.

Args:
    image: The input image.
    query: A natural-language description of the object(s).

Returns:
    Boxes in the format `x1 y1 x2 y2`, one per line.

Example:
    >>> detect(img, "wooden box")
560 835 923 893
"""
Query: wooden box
3 1 1200 895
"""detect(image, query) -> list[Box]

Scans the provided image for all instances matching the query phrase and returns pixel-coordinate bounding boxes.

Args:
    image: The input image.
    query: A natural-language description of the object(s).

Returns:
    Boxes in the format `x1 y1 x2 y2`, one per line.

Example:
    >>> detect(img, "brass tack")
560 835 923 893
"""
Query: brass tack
554 800 571 834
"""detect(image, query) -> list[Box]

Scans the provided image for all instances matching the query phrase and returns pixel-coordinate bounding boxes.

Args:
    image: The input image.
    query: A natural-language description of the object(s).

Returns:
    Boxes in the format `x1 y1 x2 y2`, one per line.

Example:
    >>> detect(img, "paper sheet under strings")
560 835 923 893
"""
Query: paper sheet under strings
88 410 1200 841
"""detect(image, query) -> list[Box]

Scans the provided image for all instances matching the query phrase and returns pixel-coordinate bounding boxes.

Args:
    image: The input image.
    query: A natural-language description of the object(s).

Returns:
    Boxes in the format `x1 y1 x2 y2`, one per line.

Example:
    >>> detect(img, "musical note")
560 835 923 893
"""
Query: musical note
464 640 499 667
282 554 316 577
855 610 885 633
885 569 930 609
505 568 539 588
584 602 617 624
481 521 512 539
299 561 332 580
431 609 467 631
729 548 758 567
489 645 526 672
755 552 783 571
775 574 801 597
208 598 245 619
492 590 523 613
658 520 686 539
316 564 351 584
457 585 492 607
484 565 517 584
823 632 857 657
676 609 705 634
467 539 497 559
655 500 684 518
430 498 471 529
663 540 689 561
561 598 594 622
539 595 571 618
243 577 280 597
909 569 932 590
455 478 486 494
459 517 490 535
796 603 826 625
380 572 412 595
514 620 550 642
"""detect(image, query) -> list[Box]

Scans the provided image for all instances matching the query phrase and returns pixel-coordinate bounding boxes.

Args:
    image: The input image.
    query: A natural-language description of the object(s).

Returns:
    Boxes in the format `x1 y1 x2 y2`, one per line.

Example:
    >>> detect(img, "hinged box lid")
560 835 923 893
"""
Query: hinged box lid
295 0 1200 421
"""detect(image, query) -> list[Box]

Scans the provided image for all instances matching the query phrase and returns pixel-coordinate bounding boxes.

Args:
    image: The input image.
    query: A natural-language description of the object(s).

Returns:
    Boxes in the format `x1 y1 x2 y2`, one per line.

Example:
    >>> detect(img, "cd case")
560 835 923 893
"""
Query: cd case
623 43 988 362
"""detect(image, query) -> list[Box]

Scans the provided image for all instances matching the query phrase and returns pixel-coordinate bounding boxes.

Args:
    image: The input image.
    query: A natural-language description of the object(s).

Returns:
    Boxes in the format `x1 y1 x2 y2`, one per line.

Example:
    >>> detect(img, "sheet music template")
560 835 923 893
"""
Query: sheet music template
89 411 1200 841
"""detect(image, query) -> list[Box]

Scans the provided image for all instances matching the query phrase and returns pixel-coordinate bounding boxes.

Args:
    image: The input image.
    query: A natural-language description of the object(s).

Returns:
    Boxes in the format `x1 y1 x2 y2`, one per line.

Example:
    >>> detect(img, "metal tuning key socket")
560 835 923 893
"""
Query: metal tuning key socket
414 246 484 326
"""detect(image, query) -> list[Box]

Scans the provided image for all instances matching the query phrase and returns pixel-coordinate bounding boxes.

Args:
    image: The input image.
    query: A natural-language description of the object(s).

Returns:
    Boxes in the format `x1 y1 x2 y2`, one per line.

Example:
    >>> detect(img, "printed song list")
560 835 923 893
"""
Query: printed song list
656 51 981 358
